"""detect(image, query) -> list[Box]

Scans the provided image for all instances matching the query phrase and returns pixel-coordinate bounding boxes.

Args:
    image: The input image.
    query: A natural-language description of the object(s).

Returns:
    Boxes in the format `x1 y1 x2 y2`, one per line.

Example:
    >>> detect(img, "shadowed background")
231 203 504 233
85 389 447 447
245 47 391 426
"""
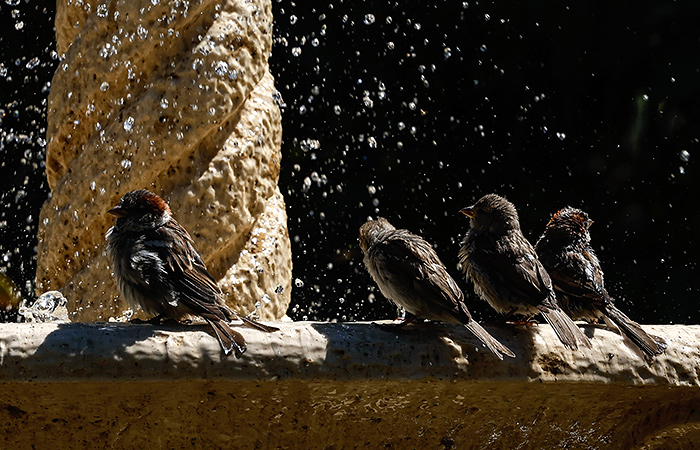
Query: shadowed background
1 1 699 323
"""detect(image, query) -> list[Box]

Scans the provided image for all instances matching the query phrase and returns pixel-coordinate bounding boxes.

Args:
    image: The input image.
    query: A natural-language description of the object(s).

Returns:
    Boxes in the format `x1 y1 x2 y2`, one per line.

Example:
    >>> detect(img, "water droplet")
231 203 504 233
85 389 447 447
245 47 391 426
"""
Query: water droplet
291 47 302 57
99 81 109 92
480 44 487 52
300 139 320 152
294 278 304 288
333 105 341 115
120 159 132 169
273 91 286 108
123 116 134 132
262 294 271 304
137 24 148 39
274 285 284 294
25 57 40 69
160 98 169 109
14 21 24 30
364 14 375 25
96 3 108 17
367 185 377 195
680 150 690 162
214 60 228 76
302 177 312 192
99 43 117 59
289 15 298 25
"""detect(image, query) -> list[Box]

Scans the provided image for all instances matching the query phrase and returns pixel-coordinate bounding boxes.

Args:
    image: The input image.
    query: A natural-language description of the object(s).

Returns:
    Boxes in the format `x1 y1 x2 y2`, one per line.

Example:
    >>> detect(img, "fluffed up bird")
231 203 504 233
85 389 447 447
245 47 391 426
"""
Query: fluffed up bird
535 206 666 359
458 194 591 350
106 189 278 357
359 217 515 360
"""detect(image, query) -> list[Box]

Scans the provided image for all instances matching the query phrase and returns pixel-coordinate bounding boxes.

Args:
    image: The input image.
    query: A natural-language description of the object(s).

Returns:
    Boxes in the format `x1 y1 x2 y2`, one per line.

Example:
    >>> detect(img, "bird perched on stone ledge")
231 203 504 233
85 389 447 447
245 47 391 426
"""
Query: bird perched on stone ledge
106 189 278 357
458 194 591 351
535 206 666 360
359 217 515 360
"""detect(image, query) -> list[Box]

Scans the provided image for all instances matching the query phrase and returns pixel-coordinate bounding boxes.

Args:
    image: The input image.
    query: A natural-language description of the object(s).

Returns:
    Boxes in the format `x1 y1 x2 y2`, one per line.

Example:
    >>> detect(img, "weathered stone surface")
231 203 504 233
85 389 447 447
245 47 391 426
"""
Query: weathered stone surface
0 322 697 449
37 0 290 321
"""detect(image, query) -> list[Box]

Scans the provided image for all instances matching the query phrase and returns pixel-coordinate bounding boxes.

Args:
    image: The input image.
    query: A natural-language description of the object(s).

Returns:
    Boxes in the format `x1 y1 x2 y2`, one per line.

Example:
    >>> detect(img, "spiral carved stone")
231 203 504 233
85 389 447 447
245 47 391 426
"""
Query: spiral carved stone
36 0 291 321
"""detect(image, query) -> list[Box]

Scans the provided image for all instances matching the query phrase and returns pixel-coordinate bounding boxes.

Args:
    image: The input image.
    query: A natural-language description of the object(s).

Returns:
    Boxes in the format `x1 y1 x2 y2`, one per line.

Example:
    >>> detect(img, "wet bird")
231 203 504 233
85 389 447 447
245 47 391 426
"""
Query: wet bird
535 207 666 359
106 189 277 357
359 217 515 360
458 194 591 350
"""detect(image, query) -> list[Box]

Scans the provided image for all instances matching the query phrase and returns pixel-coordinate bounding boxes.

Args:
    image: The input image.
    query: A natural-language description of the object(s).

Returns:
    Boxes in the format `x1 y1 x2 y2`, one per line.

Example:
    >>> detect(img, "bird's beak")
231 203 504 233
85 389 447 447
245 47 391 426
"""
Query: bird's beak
108 206 127 218
460 206 476 218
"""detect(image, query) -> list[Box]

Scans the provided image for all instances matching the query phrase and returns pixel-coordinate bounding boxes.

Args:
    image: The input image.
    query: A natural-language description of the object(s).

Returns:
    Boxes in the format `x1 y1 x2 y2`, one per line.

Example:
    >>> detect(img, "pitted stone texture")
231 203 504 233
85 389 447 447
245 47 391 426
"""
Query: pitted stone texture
0 323 698 449
37 0 290 321
0 322 697 384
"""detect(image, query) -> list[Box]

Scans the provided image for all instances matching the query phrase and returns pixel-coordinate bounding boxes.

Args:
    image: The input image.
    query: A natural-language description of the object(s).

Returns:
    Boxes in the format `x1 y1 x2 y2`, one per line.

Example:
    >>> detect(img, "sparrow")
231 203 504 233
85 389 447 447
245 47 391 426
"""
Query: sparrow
458 194 591 350
535 207 666 359
359 217 515 360
106 189 278 357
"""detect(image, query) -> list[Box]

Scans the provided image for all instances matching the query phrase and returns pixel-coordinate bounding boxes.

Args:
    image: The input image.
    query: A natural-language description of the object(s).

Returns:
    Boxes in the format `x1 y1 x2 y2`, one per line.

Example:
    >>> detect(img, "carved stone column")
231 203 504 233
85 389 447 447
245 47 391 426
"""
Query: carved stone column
36 0 291 321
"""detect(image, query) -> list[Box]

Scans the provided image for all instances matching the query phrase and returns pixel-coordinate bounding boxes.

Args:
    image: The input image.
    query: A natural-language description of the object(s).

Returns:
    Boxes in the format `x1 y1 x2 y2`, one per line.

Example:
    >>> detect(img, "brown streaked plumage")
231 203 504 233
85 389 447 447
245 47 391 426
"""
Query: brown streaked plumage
458 194 591 350
535 207 666 359
360 217 515 360
106 189 277 357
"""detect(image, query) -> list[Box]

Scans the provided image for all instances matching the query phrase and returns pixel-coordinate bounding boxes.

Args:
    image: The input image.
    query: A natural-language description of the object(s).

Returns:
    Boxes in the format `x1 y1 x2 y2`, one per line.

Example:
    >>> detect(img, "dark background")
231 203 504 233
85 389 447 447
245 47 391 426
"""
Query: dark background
1 1 699 324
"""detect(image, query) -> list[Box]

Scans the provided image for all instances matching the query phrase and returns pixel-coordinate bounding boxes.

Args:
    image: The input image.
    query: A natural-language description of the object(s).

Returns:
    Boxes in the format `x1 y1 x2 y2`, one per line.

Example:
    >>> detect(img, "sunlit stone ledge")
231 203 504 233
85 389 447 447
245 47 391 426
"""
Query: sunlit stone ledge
0 322 697 383
0 322 698 449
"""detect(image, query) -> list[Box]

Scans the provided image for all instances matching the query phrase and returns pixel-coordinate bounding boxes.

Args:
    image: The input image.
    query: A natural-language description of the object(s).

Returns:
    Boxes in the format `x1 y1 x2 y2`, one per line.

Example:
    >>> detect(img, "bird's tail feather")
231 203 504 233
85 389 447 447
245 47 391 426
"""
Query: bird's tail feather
464 321 516 360
541 308 592 350
202 314 247 357
236 313 279 333
604 305 666 358
217 303 279 333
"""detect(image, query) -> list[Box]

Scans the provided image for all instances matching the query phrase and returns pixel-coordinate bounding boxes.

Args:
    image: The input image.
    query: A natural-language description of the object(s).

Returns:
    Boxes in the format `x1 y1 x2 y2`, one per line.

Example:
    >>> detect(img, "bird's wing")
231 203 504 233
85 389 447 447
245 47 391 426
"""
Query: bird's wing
468 238 552 308
154 221 231 320
549 249 610 308
375 230 466 317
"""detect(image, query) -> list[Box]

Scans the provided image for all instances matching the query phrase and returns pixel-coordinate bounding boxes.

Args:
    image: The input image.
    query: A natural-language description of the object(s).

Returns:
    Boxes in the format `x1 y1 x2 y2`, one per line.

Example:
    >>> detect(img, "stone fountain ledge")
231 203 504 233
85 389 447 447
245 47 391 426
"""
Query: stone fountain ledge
0 321 697 384
0 322 699 449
